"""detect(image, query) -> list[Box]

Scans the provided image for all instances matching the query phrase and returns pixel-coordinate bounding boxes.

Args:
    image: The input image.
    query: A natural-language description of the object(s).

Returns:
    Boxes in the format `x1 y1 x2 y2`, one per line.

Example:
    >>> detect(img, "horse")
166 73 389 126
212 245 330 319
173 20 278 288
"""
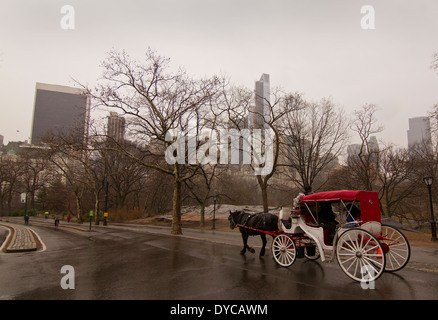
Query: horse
228 210 279 256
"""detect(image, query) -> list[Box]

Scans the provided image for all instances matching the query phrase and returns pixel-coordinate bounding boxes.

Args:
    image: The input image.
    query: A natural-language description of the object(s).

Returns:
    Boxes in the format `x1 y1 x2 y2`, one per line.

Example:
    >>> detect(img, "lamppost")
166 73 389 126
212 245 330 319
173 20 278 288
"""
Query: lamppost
212 196 217 230
423 175 438 241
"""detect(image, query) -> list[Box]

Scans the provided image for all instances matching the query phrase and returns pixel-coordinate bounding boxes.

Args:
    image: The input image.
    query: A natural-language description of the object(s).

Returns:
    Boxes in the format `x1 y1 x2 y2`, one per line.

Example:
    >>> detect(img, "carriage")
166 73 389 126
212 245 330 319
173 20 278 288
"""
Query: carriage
272 190 411 282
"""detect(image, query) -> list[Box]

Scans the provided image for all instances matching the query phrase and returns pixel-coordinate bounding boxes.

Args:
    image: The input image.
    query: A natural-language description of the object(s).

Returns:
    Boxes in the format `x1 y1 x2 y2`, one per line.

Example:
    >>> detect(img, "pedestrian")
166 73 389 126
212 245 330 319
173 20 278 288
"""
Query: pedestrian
55 216 60 230
24 215 29 226
67 215 71 223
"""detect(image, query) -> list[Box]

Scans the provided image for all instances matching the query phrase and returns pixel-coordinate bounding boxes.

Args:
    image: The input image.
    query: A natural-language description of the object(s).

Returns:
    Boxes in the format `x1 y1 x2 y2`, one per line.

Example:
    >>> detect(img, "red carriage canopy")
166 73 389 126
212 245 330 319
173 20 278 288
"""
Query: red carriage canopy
301 190 381 223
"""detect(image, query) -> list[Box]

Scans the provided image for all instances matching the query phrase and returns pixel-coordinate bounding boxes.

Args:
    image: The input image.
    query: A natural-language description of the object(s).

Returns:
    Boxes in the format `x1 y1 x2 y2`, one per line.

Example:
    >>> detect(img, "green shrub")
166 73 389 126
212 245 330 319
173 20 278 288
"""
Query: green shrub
11 209 38 216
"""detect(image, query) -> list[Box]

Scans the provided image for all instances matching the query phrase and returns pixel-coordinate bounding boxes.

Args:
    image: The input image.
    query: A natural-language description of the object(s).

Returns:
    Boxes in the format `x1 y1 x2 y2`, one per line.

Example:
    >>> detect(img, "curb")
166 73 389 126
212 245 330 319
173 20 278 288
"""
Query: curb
0 223 40 253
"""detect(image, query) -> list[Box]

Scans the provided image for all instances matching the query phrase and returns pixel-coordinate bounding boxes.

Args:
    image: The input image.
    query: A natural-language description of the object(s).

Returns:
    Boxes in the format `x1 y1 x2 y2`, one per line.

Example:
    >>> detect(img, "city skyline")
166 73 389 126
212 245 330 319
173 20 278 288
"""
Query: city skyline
1 1 437 148
0 78 435 154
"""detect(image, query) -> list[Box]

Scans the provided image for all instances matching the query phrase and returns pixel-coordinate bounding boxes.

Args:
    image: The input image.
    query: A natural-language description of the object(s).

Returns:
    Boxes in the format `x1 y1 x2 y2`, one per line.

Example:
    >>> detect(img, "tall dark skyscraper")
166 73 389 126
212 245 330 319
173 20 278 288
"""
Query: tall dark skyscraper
31 83 90 145
407 116 432 151
250 73 270 129
107 111 125 142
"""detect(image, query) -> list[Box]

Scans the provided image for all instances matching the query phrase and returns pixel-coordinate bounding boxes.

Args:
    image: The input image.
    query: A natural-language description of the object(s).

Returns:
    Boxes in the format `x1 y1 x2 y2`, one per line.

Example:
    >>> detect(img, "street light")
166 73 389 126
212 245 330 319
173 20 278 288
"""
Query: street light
212 196 217 230
423 175 437 241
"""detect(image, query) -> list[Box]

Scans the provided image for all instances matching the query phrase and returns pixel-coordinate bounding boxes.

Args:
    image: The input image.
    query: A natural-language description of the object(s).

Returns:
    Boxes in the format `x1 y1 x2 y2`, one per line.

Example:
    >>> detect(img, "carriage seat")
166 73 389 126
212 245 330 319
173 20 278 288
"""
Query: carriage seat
281 218 292 229
323 229 332 245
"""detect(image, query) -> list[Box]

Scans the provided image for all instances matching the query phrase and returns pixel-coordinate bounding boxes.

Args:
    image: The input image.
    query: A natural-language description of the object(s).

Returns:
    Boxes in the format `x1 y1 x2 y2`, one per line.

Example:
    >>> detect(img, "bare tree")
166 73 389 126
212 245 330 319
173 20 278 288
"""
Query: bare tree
183 164 218 226
0 154 22 216
377 145 417 217
348 104 383 191
280 96 349 192
85 48 224 234
221 85 298 212
104 142 146 210
18 148 51 211
45 133 89 222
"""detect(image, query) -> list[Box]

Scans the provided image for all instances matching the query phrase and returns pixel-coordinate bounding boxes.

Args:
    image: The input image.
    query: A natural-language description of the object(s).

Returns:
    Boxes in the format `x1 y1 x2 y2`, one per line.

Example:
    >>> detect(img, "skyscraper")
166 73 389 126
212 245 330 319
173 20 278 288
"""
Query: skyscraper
407 116 432 151
250 73 270 129
347 136 380 163
107 111 125 142
31 83 90 145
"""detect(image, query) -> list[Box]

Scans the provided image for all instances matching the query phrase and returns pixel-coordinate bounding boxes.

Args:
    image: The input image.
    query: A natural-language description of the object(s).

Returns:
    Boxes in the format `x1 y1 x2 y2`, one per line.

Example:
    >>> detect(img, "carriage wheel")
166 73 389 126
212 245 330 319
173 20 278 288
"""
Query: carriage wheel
304 245 320 261
272 234 297 267
336 228 386 282
380 225 410 272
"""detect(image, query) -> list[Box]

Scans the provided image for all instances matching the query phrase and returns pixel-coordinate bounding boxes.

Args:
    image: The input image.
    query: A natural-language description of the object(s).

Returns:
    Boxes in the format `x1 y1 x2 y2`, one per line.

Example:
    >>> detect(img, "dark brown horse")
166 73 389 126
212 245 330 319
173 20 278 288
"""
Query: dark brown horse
228 210 279 256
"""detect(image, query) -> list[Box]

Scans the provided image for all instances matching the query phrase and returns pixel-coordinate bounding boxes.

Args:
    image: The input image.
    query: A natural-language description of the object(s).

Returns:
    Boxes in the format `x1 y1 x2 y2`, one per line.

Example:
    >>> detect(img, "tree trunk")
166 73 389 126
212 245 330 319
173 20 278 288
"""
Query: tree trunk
75 194 83 223
0 185 3 217
200 203 205 227
172 166 183 235
30 190 35 210
261 185 269 213
94 195 100 225
257 175 269 213
7 196 12 216
199 190 211 227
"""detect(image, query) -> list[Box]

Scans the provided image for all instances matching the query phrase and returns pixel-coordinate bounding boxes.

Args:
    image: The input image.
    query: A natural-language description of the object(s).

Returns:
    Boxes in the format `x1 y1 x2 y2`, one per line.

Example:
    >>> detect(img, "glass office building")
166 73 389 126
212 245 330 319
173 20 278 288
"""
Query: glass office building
31 83 90 145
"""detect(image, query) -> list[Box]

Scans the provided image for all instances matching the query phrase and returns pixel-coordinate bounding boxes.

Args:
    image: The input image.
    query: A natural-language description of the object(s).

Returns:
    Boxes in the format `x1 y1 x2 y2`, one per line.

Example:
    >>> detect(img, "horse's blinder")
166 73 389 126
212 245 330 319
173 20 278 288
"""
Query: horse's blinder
228 215 237 229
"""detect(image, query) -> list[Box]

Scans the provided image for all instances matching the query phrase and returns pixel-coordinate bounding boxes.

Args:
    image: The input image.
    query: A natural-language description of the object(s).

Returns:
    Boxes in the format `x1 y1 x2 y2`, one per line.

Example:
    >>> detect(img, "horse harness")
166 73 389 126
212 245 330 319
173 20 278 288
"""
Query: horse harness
238 212 267 230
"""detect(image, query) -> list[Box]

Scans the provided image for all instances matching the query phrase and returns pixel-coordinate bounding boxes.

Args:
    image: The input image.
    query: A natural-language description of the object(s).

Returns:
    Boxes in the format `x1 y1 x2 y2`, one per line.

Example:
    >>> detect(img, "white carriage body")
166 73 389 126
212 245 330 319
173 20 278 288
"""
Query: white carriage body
272 190 410 282
279 208 329 261
278 190 383 262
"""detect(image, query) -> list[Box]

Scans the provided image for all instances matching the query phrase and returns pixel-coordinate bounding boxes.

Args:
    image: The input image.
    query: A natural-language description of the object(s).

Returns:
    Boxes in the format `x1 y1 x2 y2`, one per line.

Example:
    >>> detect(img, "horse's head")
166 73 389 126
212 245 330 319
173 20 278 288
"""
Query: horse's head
228 210 241 229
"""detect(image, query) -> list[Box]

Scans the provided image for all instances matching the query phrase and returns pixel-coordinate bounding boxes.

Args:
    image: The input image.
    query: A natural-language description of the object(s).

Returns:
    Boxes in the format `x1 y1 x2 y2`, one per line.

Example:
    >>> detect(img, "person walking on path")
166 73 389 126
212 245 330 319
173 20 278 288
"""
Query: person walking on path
54 216 60 230
24 215 29 226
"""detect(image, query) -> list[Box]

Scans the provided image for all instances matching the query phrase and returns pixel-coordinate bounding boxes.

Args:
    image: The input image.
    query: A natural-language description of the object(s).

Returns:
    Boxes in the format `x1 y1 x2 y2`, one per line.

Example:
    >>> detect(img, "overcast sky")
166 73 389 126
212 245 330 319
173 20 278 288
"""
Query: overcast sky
0 0 437 147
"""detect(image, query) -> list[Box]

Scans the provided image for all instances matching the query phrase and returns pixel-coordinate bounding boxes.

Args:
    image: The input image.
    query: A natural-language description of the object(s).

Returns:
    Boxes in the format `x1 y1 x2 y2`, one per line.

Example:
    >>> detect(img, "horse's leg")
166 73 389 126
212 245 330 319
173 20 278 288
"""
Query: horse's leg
240 231 248 255
246 232 255 254
260 233 267 256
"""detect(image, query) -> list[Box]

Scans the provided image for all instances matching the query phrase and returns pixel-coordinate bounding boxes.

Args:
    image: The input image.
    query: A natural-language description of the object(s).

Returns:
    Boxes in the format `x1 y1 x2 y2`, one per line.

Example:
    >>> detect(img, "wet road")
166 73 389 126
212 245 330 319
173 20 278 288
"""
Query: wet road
0 222 437 300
